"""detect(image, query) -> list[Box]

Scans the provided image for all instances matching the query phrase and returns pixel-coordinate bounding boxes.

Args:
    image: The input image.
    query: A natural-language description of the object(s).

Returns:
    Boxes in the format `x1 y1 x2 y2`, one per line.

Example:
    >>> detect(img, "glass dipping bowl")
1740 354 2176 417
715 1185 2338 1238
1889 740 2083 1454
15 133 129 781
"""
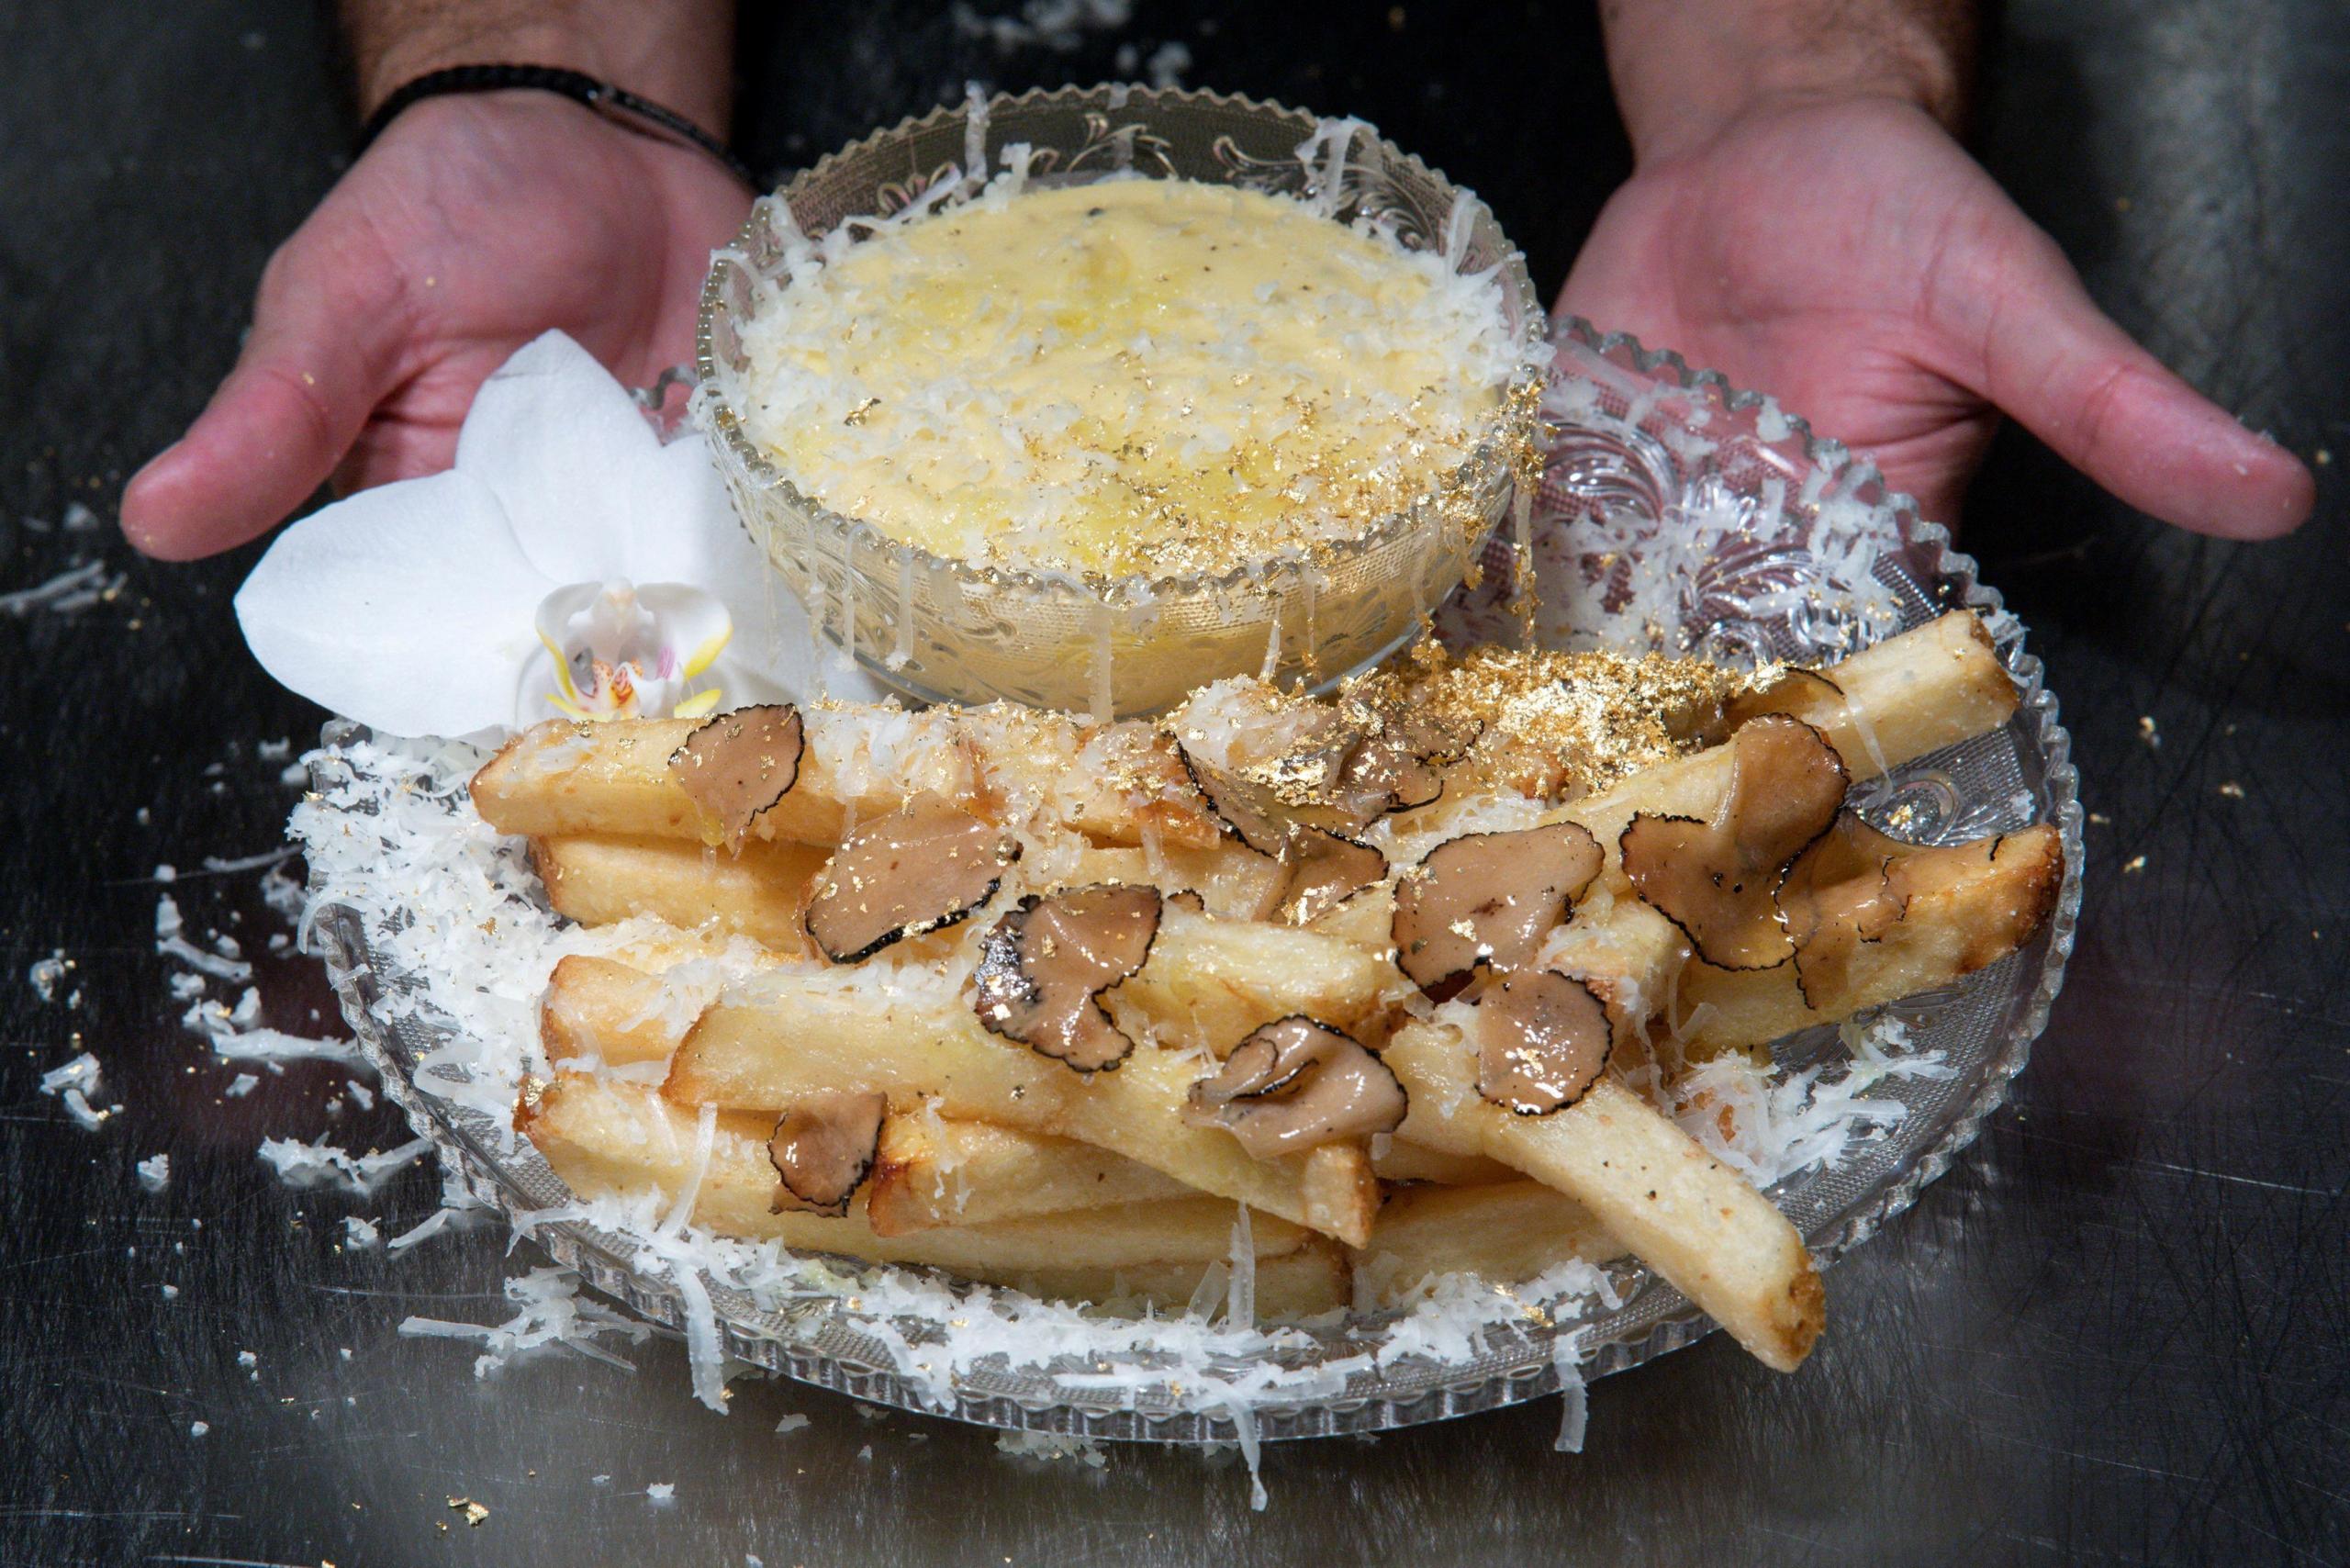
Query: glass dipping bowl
694 84 1548 717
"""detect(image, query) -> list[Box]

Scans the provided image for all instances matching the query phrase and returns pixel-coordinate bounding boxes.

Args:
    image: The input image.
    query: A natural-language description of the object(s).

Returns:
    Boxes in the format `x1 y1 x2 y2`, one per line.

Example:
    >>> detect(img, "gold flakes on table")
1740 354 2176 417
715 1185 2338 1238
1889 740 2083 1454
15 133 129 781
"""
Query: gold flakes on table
447 1495 489 1527
2122 855 2147 874
2137 716 2160 750
2218 781 2245 799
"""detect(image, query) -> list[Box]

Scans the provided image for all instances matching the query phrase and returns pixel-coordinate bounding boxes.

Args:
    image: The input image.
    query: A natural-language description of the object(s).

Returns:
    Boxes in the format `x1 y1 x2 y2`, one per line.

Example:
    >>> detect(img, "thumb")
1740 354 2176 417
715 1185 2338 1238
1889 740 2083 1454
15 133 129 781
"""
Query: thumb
1965 230 2312 541
123 235 412 561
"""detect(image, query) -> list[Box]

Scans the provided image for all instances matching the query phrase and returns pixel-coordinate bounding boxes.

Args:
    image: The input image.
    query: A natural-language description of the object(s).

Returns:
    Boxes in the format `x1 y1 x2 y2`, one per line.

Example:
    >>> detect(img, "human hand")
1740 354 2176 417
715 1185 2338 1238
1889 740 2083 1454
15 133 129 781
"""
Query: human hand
1558 95 2313 537
121 92 752 559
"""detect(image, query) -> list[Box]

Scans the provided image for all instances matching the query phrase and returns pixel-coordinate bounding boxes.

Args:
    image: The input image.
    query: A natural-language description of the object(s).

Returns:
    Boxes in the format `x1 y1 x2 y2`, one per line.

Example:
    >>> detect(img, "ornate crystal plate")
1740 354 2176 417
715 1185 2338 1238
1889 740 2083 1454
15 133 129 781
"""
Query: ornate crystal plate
310 319 2083 1442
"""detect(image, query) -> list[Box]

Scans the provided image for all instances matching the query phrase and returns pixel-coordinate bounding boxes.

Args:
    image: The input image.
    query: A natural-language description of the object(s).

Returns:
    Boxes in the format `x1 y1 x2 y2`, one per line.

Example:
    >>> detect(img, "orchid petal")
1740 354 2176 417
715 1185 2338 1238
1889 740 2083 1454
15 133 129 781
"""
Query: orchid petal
234 471 550 738
623 432 765 589
454 331 664 586
633 583 734 675
632 437 890 704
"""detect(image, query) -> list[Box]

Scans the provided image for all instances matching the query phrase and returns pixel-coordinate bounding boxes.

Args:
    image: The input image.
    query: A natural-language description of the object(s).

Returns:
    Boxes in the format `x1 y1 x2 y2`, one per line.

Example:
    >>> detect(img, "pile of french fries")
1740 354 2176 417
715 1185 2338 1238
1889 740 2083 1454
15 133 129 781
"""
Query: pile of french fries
479 610 2061 1372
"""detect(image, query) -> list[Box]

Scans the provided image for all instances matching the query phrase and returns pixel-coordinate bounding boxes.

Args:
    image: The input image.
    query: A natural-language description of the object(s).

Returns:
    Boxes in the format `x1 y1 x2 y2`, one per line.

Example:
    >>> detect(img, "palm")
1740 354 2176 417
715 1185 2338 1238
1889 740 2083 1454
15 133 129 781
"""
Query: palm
322 95 750 488
125 94 751 557
1559 99 2311 536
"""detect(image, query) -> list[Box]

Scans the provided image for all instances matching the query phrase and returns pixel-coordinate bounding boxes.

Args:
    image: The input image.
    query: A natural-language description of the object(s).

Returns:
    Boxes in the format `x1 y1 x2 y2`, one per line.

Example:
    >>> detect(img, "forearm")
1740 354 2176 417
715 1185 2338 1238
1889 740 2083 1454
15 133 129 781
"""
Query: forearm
1597 0 1975 162
341 0 735 133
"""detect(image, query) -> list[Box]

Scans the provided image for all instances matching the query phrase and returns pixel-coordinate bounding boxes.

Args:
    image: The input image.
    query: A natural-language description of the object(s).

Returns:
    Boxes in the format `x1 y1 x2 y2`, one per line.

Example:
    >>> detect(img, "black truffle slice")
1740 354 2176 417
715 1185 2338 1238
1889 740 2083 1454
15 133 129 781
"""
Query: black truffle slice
1287 709 1484 833
1619 715 1850 970
1177 746 1292 857
1176 745 1391 924
1278 830 1389 927
1775 810 1919 1008
1472 969 1613 1115
1724 666 1847 731
1182 1016 1407 1159
1390 823 1606 1002
667 703 805 849
767 1090 888 1215
803 803 1020 963
971 883 1163 1072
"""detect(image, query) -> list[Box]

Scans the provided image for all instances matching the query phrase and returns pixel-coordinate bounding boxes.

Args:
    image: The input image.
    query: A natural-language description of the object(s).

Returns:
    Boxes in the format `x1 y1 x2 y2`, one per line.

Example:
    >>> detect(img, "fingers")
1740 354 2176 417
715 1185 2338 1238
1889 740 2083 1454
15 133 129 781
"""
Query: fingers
1964 230 2313 541
122 229 414 561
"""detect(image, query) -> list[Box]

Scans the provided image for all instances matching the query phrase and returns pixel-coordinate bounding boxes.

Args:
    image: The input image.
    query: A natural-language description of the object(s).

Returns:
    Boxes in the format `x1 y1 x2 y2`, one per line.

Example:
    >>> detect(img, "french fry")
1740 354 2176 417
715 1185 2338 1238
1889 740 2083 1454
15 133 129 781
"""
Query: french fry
476 714 957 845
1550 614 2016 877
1304 612 2017 974
1119 903 1393 1053
540 902 1388 1068
522 1074 1347 1313
1730 609 2018 770
1352 1181 1621 1305
1673 824 2065 1055
473 710 1216 850
860 1109 1514 1232
666 981 1382 1246
866 1113 1192 1234
1369 1141 1519 1186
1384 1025 1823 1371
532 833 1165 956
542 954 690 1068
532 834 827 952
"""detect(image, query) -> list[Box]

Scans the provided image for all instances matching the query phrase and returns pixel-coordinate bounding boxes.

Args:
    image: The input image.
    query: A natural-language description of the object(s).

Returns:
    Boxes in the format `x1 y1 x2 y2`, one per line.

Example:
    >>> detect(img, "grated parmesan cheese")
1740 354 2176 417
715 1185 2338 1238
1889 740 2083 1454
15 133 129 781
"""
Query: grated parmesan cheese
38 1051 100 1098
0 558 124 617
27 952 67 1002
398 1264 652 1378
257 1135 431 1195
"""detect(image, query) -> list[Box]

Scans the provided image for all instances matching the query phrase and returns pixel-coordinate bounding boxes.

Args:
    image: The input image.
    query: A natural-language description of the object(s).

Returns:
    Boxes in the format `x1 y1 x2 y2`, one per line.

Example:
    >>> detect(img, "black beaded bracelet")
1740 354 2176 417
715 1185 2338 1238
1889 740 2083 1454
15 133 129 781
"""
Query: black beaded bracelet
355 62 753 184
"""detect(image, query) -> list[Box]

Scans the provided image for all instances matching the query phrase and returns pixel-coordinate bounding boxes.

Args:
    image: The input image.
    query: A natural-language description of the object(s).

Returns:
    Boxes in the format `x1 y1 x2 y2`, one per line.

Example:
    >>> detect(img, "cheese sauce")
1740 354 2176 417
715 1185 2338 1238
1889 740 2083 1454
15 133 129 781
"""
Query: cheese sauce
736 178 1517 579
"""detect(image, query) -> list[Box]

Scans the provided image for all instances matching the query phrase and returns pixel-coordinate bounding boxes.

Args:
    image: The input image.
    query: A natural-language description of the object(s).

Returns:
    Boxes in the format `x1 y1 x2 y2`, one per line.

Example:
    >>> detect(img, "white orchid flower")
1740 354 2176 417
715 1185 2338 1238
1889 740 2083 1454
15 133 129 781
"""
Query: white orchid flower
235 330 877 741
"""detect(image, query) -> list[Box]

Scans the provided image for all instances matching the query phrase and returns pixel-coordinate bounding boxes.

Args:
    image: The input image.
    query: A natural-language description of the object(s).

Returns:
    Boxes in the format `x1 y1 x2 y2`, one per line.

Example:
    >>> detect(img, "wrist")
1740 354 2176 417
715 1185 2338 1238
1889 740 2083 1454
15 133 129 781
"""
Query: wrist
344 0 734 135
1601 2 1973 166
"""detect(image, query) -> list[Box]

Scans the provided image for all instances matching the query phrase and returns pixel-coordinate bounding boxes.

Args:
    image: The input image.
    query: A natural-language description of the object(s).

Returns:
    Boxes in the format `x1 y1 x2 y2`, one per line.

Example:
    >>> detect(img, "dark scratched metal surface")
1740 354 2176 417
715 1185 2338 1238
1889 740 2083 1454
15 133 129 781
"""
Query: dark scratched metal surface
3 2 2344 1562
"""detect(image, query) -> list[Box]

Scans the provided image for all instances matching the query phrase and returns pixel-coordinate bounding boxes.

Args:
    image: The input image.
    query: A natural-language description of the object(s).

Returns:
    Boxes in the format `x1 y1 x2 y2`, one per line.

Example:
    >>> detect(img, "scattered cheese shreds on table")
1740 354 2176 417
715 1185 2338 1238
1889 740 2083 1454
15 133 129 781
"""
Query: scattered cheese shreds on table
28 952 68 1001
398 1264 655 1378
61 1088 114 1132
0 558 125 617
136 1153 172 1193
201 846 298 875
257 1134 432 1195
181 982 368 1075
38 1051 101 1098
39 1055 118 1133
159 934 252 983
211 1026 367 1072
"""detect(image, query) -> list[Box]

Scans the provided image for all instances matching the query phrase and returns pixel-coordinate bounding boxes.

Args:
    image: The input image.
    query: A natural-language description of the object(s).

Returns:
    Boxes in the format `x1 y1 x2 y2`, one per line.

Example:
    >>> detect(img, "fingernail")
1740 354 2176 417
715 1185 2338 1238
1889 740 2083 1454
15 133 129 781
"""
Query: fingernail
128 439 184 487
